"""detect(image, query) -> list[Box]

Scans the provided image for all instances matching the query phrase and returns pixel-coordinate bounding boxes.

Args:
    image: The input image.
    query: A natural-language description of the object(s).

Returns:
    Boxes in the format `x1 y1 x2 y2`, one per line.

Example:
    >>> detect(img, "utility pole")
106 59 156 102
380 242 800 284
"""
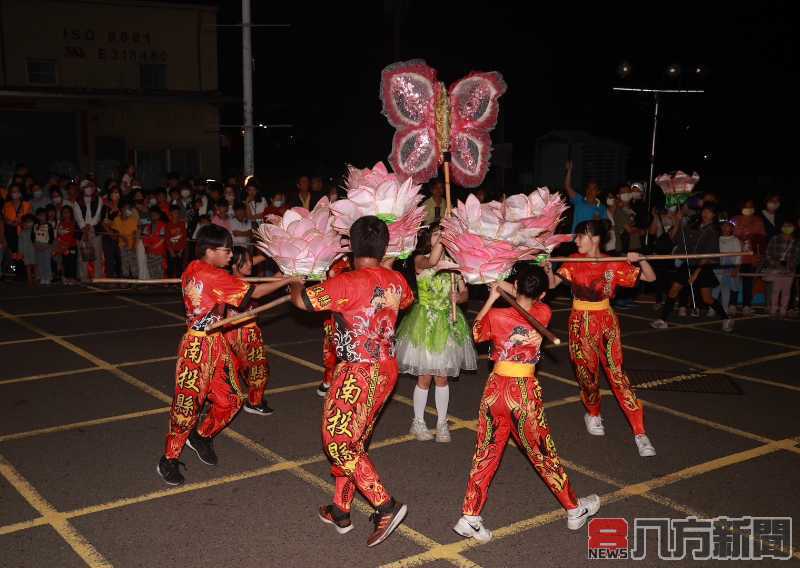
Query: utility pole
242 0 254 178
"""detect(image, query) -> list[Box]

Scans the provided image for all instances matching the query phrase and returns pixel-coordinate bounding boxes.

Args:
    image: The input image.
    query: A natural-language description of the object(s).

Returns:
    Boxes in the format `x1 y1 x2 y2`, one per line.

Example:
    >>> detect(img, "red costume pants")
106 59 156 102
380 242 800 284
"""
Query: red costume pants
463 371 578 515
322 360 398 512
322 318 337 386
568 307 645 435
227 323 270 406
164 331 246 459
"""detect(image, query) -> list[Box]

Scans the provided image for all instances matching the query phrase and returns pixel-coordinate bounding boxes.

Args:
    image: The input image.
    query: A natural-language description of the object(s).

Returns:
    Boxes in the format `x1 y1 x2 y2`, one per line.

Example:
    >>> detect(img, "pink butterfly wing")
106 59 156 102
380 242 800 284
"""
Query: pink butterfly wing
380 59 437 129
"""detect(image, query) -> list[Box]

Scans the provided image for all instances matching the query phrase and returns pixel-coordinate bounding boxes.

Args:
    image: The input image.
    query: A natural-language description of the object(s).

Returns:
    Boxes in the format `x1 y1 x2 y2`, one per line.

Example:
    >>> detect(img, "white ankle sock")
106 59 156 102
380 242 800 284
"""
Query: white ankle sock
435 384 450 425
413 386 429 422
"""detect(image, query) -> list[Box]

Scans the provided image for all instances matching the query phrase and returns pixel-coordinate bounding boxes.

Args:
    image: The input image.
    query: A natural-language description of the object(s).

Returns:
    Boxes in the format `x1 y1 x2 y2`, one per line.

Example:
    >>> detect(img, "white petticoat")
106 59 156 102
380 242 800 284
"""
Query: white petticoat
396 334 478 377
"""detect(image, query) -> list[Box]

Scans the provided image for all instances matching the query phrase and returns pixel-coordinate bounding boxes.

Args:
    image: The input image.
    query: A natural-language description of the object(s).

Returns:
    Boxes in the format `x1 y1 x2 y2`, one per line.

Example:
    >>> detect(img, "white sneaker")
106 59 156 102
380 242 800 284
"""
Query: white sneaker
728 305 737 317
650 319 669 329
742 306 754 315
410 418 434 441
691 308 701 318
453 515 492 543
635 434 656 457
722 318 735 332
584 413 605 436
678 307 688 317
567 495 601 530
435 422 451 443
706 307 716 318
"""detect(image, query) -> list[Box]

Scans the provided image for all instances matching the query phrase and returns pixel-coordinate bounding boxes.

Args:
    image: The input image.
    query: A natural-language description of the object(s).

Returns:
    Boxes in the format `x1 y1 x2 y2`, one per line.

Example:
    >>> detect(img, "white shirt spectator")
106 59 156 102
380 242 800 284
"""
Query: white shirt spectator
73 197 104 229
229 217 252 246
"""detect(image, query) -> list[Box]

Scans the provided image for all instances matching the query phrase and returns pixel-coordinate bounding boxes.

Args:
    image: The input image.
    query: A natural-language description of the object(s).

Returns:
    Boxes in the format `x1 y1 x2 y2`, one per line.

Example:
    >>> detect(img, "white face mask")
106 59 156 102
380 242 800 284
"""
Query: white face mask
149 198 157 207
620 193 633 202
606 198 616 206
272 199 284 208
766 201 780 212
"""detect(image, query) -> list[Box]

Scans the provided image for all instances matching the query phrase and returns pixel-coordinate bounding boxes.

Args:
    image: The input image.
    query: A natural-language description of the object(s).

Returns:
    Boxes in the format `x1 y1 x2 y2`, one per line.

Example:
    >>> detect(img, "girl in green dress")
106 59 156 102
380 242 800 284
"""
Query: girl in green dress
396 226 477 442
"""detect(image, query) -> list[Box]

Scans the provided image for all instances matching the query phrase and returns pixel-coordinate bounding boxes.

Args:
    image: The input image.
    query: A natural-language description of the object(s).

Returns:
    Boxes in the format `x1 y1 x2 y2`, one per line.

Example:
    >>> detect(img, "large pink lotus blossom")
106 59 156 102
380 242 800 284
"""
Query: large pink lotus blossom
440 223 538 284
655 171 700 195
499 187 570 248
255 199 345 279
331 162 426 258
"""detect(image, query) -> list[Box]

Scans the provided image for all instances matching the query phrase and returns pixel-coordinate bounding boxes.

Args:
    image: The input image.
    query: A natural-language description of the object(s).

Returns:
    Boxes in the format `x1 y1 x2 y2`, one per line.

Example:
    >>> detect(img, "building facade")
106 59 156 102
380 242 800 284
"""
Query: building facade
0 0 224 186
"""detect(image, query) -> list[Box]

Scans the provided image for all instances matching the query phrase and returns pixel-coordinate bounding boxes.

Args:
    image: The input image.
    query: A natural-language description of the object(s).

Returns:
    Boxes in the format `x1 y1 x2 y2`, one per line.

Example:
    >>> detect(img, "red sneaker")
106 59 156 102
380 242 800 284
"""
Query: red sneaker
318 505 353 534
366 500 407 547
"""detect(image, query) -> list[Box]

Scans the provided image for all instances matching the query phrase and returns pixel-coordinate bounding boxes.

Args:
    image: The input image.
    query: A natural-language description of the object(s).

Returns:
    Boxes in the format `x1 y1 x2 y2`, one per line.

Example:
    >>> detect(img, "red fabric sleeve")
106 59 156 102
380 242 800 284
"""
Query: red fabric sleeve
303 272 352 312
613 262 640 288
472 310 493 343
209 269 252 308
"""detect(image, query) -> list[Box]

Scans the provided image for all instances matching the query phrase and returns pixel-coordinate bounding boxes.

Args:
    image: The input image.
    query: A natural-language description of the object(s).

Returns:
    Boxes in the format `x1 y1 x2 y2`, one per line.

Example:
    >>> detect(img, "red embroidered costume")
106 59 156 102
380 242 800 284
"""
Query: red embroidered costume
164 260 253 459
463 301 579 515
224 299 269 407
302 266 414 513
557 253 645 435
322 256 352 387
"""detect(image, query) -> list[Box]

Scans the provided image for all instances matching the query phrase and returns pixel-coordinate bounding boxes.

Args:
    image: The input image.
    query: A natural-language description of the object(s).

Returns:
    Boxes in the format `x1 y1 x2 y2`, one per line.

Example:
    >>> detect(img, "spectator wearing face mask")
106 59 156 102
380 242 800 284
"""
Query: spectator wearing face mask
763 221 799 318
760 194 784 241
29 184 50 212
3 184 32 264
73 179 105 280
732 199 767 314
263 192 287 219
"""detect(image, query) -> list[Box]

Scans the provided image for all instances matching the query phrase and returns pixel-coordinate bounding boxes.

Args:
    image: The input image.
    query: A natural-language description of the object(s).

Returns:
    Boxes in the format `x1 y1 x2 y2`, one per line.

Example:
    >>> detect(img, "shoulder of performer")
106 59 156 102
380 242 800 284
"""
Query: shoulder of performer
530 301 553 328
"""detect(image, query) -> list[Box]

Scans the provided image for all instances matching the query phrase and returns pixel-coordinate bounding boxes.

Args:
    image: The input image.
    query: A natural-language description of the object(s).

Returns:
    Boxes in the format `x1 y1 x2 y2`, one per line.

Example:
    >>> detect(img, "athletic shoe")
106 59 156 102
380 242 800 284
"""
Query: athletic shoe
244 400 274 415
157 456 186 486
435 422 451 443
410 418 434 441
567 495 601 530
650 319 669 329
722 318 735 332
584 413 605 436
316 382 330 397
367 500 408 547
742 306 754 315
635 434 657 457
677 307 688 317
318 505 353 534
691 308 701 318
706 307 716 318
728 305 737 317
186 430 218 466
453 515 492 543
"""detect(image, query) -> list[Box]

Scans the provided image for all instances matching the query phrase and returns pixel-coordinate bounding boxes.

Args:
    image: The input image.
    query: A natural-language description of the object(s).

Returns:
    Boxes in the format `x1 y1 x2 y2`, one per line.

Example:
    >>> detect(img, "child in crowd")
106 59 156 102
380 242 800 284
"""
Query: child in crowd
764 220 799 318
111 199 140 278
32 208 54 285
166 205 188 277
142 206 167 279
56 206 79 284
714 219 743 316
211 201 230 230
19 214 36 285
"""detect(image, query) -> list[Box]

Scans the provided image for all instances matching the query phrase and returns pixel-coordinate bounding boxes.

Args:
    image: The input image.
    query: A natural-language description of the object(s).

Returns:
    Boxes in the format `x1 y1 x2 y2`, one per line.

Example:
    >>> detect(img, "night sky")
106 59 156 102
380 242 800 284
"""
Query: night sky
216 1 797 206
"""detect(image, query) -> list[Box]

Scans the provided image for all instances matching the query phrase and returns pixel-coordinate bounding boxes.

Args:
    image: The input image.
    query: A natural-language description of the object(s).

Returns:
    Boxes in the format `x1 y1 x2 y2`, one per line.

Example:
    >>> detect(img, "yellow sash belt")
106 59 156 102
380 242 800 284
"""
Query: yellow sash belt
493 361 536 378
572 298 611 311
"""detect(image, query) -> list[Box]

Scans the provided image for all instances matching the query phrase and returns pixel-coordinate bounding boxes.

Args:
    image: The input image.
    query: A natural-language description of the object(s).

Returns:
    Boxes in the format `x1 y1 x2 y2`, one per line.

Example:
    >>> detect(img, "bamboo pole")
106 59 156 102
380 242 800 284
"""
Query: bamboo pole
206 294 292 332
443 160 458 323
497 288 561 345
91 276 283 285
547 252 746 263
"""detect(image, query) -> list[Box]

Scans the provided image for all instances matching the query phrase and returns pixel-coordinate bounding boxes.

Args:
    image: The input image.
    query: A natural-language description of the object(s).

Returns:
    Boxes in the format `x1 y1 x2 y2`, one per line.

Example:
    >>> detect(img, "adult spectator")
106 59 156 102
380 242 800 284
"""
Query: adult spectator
73 179 105 280
732 198 767 314
422 179 446 225
760 193 784 241
564 160 606 232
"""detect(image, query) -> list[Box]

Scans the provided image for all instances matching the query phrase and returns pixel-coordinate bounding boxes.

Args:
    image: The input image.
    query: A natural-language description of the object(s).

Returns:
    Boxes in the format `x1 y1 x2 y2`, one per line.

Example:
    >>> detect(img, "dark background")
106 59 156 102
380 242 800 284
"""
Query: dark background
215 1 797 210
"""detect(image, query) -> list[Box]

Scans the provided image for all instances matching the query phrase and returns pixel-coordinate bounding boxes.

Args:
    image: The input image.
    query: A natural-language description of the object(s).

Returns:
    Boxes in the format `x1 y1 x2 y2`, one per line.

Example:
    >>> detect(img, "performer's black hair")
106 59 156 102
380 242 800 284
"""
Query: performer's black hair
229 246 252 274
574 219 609 246
196 223 233 258
350 215 389 260
515 264 548 299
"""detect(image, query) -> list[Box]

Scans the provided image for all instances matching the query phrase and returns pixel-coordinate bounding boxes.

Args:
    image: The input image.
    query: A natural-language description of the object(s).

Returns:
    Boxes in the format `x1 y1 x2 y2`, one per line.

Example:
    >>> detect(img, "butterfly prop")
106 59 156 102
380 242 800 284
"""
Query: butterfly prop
380 59 507 188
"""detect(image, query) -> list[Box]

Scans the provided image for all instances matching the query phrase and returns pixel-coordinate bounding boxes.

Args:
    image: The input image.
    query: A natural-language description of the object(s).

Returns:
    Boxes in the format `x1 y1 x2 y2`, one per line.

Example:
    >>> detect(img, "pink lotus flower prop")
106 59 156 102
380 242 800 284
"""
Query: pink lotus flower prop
440 190 571 284
655 171 700 207
255 198 345 280
331 162 426 259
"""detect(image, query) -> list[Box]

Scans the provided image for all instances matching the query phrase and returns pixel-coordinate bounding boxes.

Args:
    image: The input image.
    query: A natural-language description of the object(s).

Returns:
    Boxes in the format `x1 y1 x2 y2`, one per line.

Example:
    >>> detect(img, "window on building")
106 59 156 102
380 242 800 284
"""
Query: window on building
27 59 57 85
140 64 167 90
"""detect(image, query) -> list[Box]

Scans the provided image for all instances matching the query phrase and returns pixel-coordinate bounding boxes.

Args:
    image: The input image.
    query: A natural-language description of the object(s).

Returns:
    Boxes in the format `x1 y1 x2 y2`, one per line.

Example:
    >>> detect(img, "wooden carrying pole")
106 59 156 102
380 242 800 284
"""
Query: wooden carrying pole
206 294 292 332
547 252 746 263
497 288 561 345
443 160 458 323
91 276 283 285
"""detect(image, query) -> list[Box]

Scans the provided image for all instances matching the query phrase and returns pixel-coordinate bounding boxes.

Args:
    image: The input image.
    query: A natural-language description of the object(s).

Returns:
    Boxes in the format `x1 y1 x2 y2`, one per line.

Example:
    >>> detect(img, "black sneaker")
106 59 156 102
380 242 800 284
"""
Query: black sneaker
316 382 330 397
244 400 275 416
367 499 408 547
186 430 218 466
157 456 186 486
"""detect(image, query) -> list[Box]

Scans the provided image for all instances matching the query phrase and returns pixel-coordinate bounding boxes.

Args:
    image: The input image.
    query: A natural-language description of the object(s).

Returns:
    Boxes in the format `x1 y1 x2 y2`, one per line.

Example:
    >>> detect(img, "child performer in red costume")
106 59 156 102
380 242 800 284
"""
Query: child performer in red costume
157 225 294 486
290 216 414 547
547 220 658 457
316 254 352 397
226 246 274 416
455 265 600 543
